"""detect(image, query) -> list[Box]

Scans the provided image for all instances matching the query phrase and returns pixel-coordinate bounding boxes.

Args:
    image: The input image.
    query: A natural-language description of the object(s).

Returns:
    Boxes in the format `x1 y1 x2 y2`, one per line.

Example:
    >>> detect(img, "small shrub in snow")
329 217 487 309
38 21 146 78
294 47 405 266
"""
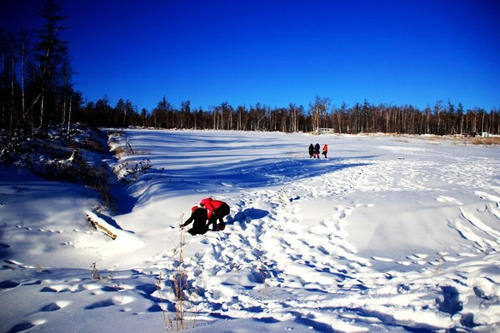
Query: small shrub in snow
155 216 201 331
90 262 100 280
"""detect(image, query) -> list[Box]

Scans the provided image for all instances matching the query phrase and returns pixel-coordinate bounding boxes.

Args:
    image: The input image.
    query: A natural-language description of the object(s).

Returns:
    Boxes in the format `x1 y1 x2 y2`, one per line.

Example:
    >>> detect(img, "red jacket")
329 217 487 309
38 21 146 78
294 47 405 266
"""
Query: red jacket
323 144 328 152
200 198 224 219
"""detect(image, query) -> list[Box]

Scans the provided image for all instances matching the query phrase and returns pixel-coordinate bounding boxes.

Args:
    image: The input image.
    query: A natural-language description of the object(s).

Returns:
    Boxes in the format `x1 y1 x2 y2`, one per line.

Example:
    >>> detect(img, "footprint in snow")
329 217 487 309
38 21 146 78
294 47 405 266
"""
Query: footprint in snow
407 253 428 260
7 319 46 333
371 256 394 262
0 280 20 289
40 301 71 312
4 259 26 268
475 191 500 203
84 295 134 309
436 196 463 205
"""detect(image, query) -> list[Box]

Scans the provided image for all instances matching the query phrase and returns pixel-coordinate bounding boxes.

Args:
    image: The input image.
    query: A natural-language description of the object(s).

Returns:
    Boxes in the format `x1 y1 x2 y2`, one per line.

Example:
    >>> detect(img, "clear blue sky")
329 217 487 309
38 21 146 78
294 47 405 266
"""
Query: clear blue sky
2 0 500 111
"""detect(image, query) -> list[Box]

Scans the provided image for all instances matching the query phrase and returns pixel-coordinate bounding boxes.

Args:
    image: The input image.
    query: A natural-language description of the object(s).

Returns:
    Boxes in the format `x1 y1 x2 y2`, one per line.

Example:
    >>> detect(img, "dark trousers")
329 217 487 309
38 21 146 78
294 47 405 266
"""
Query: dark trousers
188 220 208 235
209 203 230 231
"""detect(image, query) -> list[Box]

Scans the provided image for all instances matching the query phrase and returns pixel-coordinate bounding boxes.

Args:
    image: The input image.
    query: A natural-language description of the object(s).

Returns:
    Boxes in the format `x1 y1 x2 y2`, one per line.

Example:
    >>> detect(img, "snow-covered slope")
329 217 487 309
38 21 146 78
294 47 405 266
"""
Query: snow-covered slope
1 129 499 332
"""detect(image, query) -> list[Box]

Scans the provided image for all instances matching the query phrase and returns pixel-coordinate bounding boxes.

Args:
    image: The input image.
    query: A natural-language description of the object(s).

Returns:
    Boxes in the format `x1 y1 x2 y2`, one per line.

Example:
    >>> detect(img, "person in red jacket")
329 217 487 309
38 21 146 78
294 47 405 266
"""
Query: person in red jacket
322 144 328 158
200 197 230 231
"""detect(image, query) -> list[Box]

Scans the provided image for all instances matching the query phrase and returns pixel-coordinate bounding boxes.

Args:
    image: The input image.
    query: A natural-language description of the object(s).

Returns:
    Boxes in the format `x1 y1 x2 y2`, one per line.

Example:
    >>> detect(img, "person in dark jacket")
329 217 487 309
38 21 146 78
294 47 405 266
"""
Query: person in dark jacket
200 197 230 231
314 143 320 158
308 144 314 158
181 206 209 235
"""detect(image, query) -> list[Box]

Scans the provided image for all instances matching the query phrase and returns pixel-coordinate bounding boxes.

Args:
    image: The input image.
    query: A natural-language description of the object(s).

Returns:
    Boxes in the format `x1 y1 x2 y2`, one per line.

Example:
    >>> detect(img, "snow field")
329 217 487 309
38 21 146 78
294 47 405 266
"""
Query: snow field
1 130 499 332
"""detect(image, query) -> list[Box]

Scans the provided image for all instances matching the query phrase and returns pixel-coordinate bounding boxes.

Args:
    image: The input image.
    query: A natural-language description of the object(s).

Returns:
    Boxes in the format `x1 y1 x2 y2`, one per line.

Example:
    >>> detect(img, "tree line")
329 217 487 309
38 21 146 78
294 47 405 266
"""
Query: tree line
1 1 498 138
75 96 499 135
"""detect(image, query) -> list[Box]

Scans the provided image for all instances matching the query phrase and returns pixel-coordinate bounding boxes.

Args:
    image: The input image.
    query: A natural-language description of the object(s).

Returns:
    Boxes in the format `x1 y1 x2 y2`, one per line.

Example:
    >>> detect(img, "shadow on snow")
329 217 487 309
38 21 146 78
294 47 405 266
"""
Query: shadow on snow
116 130 377 203
130 157 374 202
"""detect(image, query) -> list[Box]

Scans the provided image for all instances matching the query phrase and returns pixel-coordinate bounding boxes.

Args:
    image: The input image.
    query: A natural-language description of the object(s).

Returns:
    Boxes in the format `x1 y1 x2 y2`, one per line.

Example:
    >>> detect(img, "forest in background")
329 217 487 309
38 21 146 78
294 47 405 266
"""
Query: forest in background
1 0 499 139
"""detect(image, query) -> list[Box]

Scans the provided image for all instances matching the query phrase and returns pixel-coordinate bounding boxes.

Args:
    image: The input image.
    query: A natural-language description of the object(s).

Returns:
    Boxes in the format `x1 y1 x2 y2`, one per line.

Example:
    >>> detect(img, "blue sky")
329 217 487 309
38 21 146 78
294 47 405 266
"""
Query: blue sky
2 0 499 111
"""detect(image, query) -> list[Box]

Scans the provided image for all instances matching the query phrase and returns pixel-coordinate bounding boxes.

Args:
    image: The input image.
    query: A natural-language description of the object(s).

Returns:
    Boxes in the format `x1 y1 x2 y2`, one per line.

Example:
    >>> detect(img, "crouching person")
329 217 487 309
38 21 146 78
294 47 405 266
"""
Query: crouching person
181 206 208 235
200 197 230 231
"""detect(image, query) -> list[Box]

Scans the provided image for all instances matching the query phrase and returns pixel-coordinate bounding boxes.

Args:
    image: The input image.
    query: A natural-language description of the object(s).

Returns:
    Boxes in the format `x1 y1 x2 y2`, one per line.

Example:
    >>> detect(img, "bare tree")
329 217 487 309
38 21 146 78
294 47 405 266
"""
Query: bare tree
309 96 330 133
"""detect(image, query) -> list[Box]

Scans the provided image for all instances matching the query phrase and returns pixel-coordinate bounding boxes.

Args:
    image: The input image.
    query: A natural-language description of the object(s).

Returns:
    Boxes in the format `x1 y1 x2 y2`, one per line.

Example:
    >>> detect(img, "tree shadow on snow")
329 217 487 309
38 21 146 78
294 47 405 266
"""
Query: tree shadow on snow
131 156 375 202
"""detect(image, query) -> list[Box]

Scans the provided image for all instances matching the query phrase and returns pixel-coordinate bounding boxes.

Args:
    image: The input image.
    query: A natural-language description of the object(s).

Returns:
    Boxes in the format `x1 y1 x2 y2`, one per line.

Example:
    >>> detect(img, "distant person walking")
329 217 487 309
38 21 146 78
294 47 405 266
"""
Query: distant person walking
322 144 328 158
308 144 314 158
181 206 209 235
200 197 230 231
314 143 320 158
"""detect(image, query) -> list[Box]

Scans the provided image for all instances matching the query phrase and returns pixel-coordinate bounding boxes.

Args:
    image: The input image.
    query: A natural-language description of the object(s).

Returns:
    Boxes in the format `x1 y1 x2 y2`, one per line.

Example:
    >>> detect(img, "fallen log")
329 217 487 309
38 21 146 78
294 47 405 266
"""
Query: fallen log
85 211 117 240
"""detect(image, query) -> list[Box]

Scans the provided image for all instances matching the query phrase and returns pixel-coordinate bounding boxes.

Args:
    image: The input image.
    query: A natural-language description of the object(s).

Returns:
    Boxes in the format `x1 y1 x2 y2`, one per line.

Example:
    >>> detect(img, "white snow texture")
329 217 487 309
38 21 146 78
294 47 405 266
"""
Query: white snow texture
1 129 500 332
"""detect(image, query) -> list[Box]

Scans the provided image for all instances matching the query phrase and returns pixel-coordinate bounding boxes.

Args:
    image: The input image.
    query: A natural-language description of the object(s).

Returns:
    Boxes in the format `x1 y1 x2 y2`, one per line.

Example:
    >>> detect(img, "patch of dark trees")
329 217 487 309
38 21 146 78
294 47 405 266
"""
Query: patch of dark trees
1 1 498 139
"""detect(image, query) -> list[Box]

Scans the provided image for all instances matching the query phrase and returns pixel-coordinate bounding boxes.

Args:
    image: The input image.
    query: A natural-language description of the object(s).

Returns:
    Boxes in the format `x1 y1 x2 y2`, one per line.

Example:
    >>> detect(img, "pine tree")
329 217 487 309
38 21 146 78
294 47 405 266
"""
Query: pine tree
35 0 69 133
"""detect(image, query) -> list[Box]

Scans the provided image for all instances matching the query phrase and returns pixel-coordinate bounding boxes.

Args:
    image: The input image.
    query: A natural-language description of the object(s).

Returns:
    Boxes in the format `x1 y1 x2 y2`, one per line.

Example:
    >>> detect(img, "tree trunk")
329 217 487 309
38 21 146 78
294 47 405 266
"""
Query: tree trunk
460 114 464 135
9 55 15 137
21 40 28 136
62 98 66 126
66 99 72 135
1 54 5 128
481 113 485 133
40 90 45 130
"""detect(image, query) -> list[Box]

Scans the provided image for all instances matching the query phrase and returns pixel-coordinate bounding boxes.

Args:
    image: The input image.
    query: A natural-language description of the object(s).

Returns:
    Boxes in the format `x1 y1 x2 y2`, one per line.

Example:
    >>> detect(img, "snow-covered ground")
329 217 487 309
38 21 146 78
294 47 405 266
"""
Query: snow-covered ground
1 129 499 332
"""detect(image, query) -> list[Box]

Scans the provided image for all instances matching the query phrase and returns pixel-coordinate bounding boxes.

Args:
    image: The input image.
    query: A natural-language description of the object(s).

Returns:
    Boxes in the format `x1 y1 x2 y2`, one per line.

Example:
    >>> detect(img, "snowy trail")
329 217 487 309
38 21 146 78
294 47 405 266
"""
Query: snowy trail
1 130 500 332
